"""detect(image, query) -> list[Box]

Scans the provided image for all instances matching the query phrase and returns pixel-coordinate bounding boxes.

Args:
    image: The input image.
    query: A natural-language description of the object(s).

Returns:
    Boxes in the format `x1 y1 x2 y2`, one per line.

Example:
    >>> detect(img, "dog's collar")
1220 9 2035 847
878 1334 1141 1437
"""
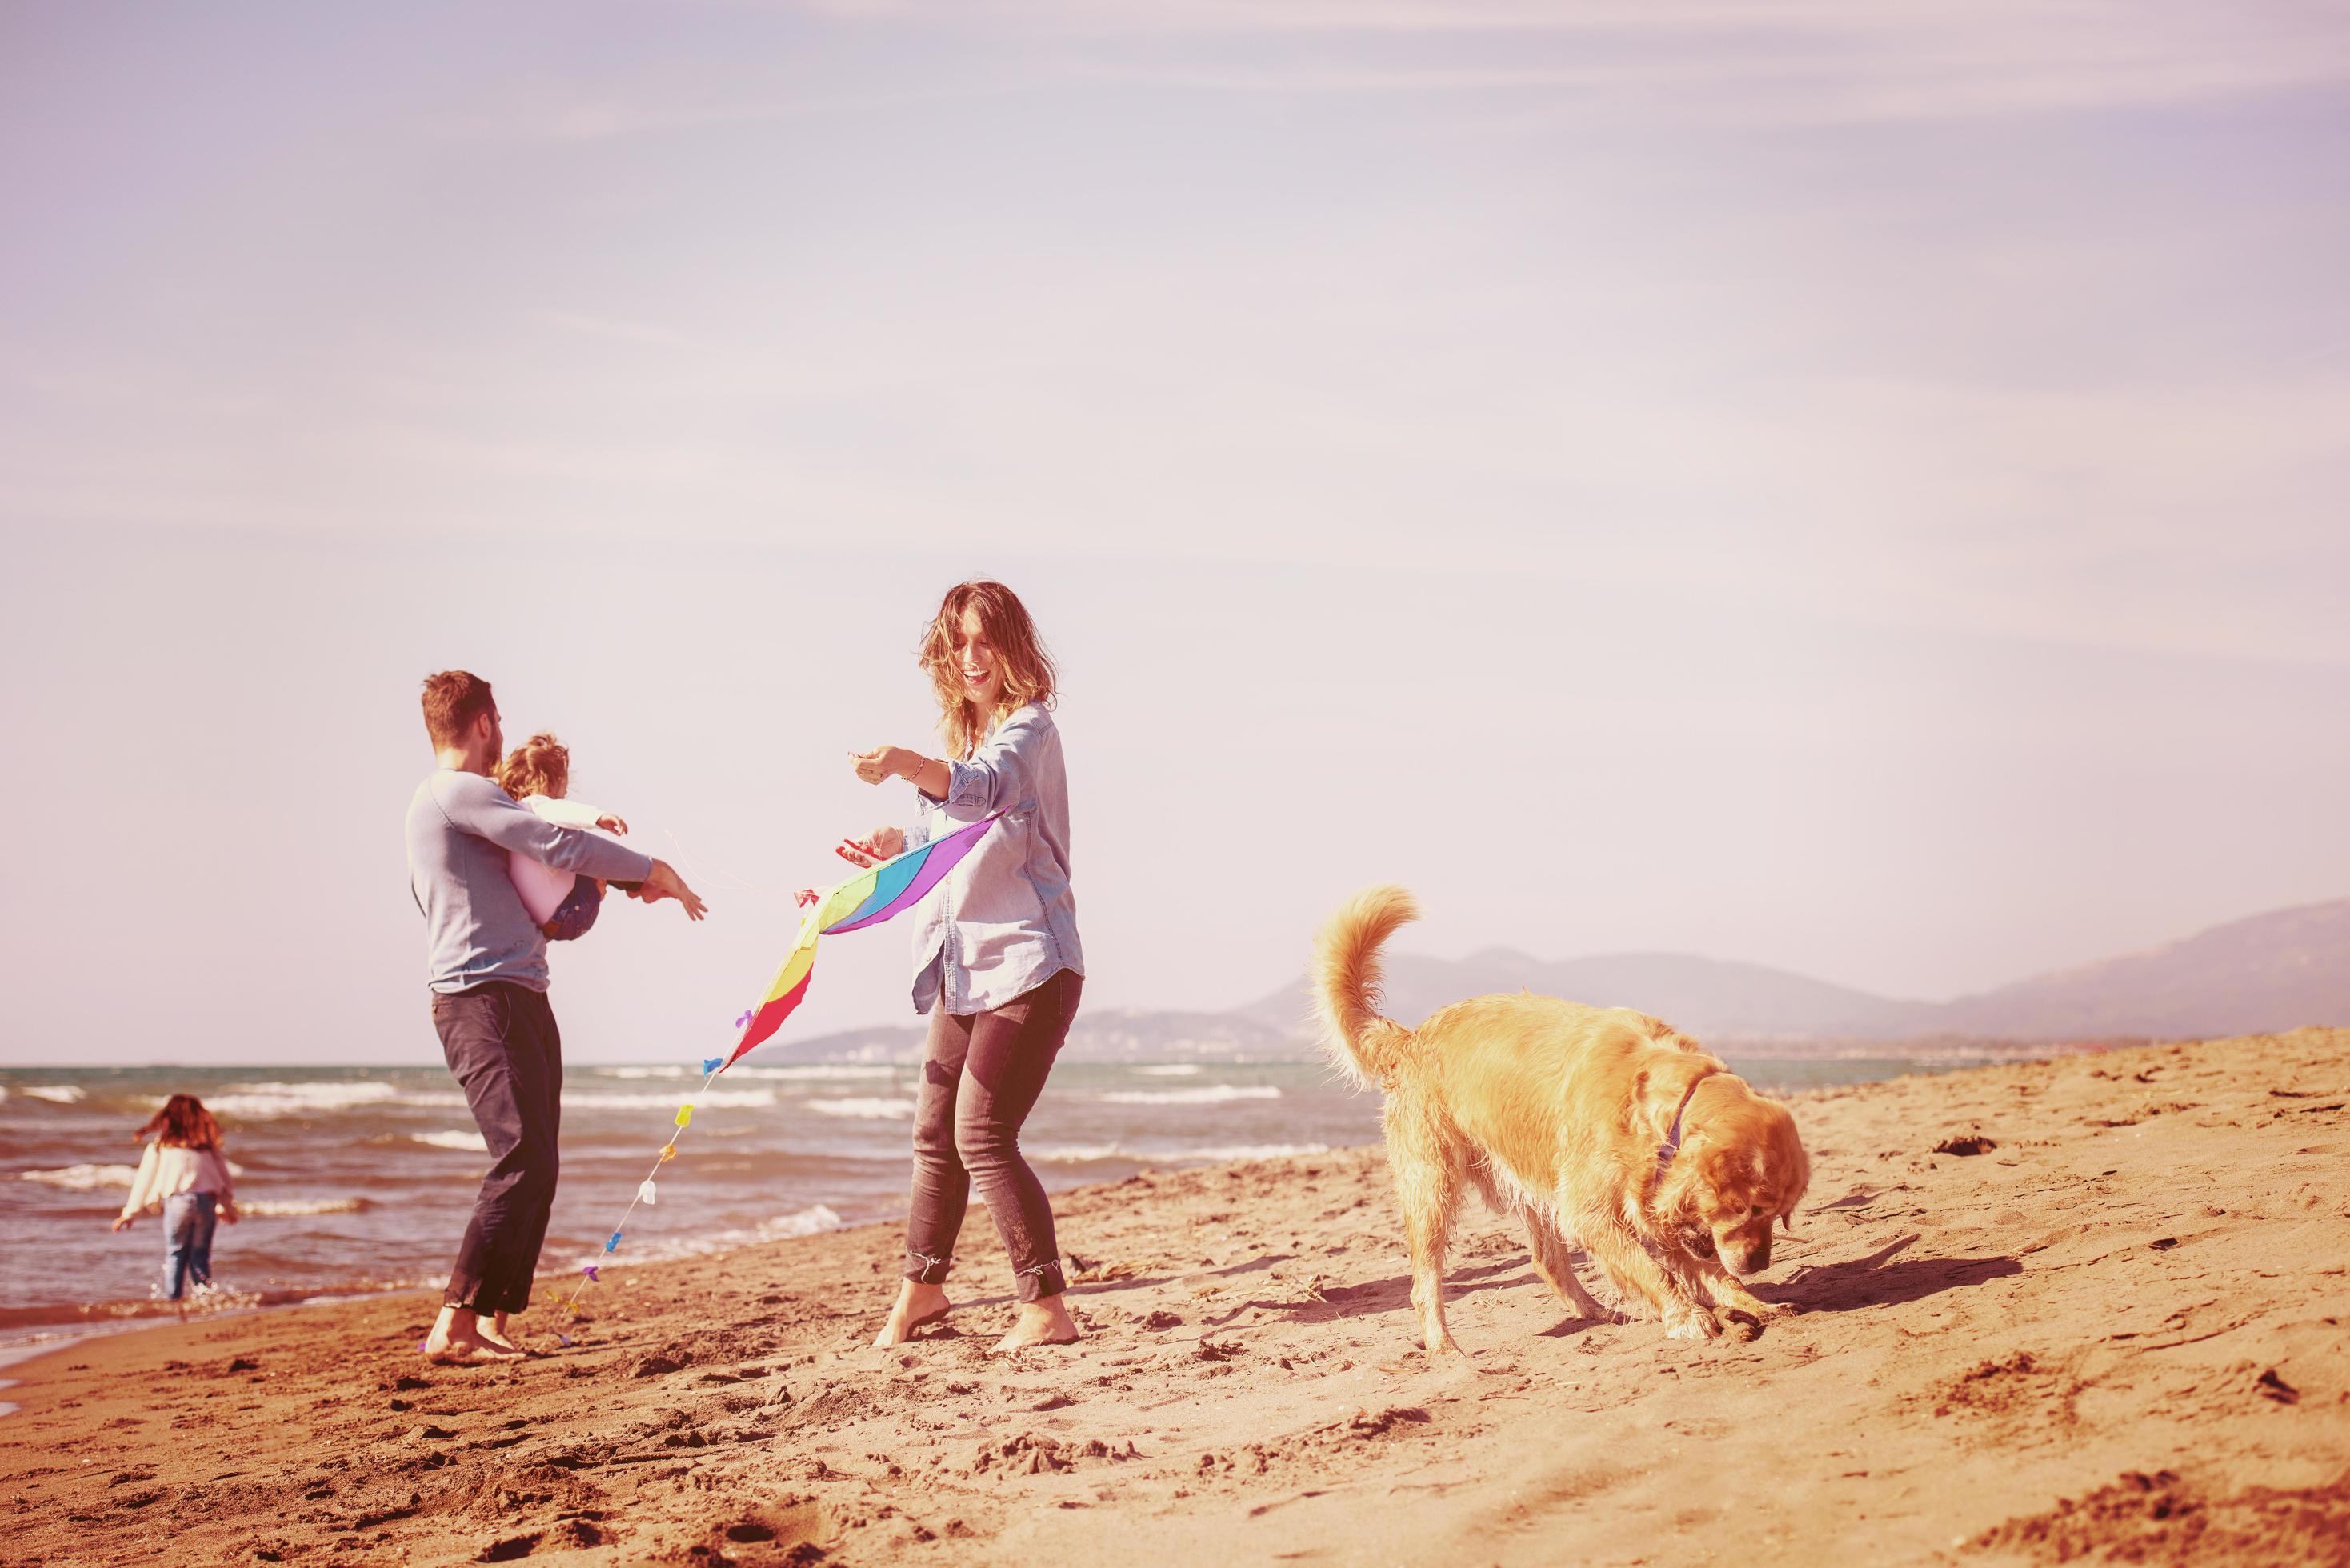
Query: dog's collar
1656 1072 1716 1179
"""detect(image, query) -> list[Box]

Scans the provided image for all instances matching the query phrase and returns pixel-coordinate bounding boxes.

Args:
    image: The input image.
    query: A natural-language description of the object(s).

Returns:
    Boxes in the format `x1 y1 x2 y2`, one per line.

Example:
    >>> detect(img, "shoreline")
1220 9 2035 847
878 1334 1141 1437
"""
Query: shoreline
5 1029 2345 1566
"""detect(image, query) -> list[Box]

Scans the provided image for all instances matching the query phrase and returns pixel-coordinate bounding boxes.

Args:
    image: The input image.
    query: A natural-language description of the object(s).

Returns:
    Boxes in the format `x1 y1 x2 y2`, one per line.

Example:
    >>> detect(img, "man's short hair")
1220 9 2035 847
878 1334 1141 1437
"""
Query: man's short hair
421 670 496 749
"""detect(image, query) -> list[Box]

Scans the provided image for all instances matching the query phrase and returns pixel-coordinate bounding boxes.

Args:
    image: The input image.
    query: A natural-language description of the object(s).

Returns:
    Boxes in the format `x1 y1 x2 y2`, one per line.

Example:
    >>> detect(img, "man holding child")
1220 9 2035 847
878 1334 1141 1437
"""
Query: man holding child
405 670 707 1363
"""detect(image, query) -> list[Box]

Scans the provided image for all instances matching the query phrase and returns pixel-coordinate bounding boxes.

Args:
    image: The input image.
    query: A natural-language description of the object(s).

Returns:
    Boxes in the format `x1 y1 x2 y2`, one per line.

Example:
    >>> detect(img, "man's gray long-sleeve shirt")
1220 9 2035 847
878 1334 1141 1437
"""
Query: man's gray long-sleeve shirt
406 769 655 994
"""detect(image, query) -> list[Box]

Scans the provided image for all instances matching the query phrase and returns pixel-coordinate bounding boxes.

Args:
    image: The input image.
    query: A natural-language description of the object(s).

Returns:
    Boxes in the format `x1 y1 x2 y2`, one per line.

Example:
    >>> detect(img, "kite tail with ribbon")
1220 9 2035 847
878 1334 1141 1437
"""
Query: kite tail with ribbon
555 816 996 1336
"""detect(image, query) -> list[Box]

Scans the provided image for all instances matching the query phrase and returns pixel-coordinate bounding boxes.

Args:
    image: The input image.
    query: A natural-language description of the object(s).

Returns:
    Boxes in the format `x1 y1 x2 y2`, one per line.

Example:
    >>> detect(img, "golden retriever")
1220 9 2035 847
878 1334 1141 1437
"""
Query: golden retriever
1315 886 1810 1350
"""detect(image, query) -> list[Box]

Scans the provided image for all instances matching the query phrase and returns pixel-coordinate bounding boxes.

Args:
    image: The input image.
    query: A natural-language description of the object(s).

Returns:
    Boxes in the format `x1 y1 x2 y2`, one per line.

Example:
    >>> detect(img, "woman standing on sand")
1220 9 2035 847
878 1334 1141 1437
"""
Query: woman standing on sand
831 579 1085 1354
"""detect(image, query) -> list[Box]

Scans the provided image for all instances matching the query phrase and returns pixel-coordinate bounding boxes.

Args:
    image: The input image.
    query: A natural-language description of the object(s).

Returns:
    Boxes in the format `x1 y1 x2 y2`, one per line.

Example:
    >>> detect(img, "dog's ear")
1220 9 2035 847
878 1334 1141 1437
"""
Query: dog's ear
1780 1210 1800 1236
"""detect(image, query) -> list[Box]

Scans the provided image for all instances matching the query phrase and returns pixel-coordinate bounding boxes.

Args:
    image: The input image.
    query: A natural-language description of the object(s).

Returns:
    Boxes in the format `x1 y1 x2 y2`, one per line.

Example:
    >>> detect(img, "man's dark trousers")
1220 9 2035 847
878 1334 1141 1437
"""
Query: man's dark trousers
433 982 562 1314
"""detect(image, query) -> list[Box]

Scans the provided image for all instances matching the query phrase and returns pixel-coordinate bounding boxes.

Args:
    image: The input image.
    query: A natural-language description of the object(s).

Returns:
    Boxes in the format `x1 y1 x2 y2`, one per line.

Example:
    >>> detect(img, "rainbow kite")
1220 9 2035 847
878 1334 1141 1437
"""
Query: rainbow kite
554 814 996 1336
723 814 997 1069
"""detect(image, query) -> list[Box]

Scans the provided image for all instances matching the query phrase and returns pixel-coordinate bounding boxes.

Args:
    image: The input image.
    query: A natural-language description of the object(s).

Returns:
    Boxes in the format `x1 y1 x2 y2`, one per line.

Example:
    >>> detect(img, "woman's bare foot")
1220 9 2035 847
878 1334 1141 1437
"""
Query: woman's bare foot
422 1305 525 1363
872 1280 953 1347
481 1310 527 1354
993 1294 1079 1354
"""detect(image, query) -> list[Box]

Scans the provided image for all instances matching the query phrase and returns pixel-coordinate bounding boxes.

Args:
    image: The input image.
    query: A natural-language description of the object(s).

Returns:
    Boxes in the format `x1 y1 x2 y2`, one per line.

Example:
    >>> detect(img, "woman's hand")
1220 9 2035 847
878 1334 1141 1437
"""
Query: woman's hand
596 813 628 834
111 1214 134 1232
834 826 906 868
218 1202 240 1226
851 746 920 786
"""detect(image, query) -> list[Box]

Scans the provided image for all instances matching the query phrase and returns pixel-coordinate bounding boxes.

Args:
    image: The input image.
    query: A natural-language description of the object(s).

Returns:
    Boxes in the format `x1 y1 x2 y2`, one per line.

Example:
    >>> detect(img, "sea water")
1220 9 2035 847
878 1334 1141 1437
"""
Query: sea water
0 1055 1955 1336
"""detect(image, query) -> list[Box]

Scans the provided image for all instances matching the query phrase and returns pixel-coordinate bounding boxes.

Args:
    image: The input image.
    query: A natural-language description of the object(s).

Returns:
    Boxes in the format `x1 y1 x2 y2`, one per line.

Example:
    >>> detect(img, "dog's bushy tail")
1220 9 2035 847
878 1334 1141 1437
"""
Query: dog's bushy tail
1313 885 1420 1090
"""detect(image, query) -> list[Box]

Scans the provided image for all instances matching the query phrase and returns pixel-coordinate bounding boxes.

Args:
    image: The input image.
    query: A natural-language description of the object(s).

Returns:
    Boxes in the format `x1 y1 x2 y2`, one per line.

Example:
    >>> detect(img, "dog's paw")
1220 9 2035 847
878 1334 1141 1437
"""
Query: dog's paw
1665 1308 1721 1342
1424 1334 1465 1357
1757 1298 1800 1318
1721 1309 1765 1342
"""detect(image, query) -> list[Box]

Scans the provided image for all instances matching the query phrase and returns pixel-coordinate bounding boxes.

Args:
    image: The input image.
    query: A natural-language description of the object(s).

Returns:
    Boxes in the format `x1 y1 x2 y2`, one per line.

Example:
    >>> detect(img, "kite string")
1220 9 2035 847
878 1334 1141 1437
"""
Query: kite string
558 1062 722 1323
662 826 768 895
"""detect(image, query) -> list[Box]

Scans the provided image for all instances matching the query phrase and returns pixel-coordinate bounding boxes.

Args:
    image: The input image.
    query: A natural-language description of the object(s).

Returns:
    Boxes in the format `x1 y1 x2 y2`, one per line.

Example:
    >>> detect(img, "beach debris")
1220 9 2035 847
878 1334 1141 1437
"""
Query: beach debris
1142 1310 1183 1330
477 1532 540 1562
1932 1134 1998 1157
2256 1368 2299 1404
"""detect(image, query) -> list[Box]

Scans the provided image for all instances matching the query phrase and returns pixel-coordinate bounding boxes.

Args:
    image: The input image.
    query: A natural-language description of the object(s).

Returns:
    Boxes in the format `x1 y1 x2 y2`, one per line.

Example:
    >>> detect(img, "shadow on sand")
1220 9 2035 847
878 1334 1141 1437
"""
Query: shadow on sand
1764 1233 2022 1314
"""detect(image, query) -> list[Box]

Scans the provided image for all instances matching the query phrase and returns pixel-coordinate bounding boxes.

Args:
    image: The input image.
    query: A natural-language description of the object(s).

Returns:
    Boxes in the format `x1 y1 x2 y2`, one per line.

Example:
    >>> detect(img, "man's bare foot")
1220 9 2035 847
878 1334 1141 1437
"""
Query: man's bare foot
872 1280 953 1347
480 1310 528 1354
993 1294 1079 1354
422 1305 525 1363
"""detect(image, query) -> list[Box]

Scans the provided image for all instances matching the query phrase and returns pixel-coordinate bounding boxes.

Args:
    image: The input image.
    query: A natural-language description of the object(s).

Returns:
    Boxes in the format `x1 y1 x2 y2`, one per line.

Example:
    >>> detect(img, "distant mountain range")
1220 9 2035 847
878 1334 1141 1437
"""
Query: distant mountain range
801 898 2350 1062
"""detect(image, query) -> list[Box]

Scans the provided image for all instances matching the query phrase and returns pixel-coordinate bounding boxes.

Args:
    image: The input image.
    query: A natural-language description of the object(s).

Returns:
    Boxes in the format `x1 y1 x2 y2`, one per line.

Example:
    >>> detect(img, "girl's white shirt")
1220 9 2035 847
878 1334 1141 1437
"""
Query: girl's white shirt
508 795 616 924
119 1142 234 1218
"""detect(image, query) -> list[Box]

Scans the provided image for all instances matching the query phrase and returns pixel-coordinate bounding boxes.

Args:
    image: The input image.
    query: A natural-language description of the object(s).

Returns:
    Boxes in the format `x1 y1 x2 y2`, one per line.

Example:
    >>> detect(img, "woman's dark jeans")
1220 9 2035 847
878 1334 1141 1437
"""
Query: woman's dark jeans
162 1191 218 1300
904 969 1083 1302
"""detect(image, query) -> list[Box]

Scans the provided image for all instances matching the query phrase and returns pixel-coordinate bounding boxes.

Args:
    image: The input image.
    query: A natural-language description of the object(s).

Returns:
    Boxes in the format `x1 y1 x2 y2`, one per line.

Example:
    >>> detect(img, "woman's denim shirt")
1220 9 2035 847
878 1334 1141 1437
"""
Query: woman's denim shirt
904 702 1084 1016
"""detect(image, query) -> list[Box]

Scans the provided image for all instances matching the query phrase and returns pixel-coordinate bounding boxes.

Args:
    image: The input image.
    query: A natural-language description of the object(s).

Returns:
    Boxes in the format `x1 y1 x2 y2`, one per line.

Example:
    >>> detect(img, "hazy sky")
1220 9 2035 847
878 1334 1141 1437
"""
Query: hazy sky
4 2 2346 1064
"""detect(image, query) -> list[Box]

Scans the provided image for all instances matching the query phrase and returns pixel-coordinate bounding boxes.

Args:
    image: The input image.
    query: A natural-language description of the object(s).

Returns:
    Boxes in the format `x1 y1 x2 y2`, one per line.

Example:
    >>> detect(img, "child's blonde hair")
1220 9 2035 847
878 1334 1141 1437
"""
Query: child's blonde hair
495 732 570 801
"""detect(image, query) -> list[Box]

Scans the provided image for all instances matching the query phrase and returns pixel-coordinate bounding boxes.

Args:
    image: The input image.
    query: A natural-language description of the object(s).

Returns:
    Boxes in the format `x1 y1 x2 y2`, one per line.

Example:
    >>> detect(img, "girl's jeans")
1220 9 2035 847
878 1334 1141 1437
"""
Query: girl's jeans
162 1191 218 1300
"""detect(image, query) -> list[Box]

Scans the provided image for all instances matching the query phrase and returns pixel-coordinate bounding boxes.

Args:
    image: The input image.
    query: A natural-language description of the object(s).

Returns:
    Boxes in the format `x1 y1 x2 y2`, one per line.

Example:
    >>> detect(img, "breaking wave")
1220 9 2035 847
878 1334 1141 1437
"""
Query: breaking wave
18 1163 139 1190
408 1130 489 1152
1098 1084 1283 1106
804 1098 918 1120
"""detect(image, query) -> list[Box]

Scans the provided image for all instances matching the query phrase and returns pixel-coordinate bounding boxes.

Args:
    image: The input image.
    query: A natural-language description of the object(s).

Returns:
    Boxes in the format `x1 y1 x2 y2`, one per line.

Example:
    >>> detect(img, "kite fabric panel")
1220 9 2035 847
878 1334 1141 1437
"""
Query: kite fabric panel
723 814 996 1069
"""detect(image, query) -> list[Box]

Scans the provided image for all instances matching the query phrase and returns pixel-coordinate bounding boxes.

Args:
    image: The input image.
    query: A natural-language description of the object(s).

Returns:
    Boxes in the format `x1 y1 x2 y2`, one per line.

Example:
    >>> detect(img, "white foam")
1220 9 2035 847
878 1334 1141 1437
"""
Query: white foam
562 1089 778 1109
1180 1142 1331 1163
1029 1141 1328 1166
571 1204 843 1267
804 1097 917 1120
601 1066 688 1079
241 1197 368 1217
1099 1084 1283 1105
19 1086 86 1105
17 1163 138 1190
410 1130 490 1152
728 1064 904 1081
206 1081 403 1118
1029 1143 1125 1164
1129 1064 1204 1077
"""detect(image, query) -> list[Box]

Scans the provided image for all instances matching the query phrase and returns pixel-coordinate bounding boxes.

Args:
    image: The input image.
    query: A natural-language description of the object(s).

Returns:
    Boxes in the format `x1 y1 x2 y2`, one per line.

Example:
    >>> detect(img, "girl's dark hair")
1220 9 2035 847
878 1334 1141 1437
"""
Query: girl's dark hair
136 1094 222 1150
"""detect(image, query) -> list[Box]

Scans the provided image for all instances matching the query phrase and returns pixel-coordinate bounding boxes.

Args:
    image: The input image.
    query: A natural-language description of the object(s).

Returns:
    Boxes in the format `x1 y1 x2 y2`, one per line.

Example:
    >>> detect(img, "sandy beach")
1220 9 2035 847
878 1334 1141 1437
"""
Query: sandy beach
4 1028 2345 1566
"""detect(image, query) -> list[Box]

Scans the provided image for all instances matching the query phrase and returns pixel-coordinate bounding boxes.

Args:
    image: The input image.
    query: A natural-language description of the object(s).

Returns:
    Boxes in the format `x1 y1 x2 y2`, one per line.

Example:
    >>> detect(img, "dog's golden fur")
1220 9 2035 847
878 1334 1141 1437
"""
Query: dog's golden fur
1315 886 1811 1350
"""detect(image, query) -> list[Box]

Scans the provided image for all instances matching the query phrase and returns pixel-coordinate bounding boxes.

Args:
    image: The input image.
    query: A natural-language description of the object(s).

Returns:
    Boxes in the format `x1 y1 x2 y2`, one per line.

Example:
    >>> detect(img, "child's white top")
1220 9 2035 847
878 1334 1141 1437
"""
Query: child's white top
120 1142 234 1218
508 795 621 924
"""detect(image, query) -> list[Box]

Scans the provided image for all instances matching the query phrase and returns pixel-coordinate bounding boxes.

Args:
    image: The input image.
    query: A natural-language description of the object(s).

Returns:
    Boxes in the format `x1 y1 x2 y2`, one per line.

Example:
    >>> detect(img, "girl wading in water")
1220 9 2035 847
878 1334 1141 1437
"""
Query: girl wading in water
835 579 1085 1354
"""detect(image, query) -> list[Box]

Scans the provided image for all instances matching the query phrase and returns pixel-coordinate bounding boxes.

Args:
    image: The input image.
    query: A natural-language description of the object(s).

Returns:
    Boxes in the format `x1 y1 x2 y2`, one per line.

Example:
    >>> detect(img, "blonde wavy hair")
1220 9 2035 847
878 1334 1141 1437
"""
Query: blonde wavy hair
494 732 570 801
920 579 1059 759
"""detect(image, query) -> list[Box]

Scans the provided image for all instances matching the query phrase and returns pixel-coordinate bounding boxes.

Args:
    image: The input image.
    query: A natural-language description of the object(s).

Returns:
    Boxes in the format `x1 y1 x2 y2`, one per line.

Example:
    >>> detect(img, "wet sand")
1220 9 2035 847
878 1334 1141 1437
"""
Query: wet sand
3 1029 2346 1566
